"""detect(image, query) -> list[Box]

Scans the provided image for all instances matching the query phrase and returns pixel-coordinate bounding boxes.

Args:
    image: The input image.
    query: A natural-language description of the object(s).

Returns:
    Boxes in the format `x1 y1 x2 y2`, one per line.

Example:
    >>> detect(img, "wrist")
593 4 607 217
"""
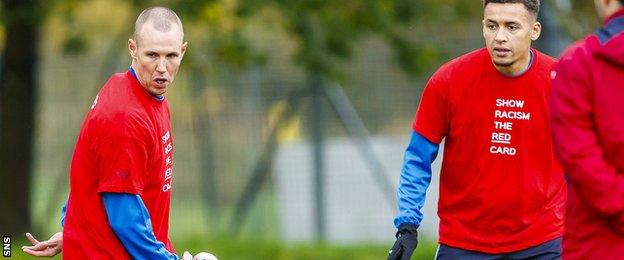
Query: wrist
397 223 418 237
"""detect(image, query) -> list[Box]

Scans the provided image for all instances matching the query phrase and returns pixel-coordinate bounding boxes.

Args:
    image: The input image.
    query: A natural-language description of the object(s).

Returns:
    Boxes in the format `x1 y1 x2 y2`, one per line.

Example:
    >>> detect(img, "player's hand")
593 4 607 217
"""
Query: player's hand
22 232 63 257
387 224 418 260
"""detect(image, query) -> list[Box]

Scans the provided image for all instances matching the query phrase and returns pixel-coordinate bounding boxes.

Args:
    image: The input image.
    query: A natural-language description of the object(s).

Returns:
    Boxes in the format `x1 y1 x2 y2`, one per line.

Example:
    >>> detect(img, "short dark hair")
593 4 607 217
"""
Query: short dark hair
483 0 540 17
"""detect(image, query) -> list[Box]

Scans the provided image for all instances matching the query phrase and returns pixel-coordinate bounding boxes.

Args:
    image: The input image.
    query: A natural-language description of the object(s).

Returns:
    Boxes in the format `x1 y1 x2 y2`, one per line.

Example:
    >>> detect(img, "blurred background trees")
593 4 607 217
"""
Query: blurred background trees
0 0 41 237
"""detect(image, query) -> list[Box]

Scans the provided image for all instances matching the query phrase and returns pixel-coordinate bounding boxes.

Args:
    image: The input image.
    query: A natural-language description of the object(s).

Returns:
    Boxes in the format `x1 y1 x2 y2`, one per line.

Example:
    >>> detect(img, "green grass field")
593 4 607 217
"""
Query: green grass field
11 236 437 259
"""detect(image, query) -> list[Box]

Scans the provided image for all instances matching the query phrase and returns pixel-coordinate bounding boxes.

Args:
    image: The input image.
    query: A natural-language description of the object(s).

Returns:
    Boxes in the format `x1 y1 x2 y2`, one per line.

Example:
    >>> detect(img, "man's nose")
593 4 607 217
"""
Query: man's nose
156 58 167 73
494 29 507 43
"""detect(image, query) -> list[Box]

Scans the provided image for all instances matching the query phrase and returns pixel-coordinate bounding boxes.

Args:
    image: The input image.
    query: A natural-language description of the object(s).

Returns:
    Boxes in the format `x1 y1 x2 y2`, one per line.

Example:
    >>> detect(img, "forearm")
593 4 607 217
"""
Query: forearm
102 193 178 260
394 131 439 228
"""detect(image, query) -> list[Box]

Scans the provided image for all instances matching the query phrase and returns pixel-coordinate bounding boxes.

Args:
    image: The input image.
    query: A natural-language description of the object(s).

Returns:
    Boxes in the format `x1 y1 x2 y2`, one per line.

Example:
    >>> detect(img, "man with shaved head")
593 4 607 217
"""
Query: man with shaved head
23 7 190 259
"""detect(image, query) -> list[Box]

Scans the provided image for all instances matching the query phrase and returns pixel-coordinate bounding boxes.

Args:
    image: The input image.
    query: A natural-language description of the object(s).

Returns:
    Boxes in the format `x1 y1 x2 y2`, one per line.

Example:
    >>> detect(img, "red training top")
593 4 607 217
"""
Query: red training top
413 48 566 253
62 70 175 259
550 9 624 258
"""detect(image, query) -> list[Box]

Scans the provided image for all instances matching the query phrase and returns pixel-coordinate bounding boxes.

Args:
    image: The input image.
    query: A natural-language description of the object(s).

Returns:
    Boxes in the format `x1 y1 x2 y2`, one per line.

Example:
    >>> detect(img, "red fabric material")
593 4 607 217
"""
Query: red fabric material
62 71 175 259
550 12 624 259
414 48 566 253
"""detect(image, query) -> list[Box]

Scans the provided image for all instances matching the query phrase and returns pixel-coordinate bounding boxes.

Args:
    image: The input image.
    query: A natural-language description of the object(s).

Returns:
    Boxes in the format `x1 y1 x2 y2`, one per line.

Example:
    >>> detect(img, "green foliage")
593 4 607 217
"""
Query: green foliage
14 0 490 78
116 0 480 78
233 0 425 76
62 33 87 54
550 0 600 39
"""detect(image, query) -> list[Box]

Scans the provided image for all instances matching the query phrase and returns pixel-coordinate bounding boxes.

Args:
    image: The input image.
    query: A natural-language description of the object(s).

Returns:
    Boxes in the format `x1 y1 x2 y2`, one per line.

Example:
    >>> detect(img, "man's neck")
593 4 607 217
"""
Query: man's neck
604 8 624 25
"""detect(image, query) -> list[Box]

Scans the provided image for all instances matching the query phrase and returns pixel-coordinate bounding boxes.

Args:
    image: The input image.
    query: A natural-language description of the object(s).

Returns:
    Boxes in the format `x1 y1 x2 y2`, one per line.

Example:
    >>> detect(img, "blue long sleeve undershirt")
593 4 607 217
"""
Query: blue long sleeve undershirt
393 131 440 229
60 194 177 259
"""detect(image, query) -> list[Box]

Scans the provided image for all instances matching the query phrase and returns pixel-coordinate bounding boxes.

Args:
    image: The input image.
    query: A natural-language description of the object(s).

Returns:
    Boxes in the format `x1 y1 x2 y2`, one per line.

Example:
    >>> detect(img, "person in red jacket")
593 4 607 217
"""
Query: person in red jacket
550 0 624 258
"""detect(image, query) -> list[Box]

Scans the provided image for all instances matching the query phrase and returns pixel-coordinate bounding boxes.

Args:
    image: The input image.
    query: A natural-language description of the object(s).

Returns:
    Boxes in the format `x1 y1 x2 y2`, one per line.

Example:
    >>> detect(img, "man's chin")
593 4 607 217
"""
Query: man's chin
148 87 167 97
493 59 514 67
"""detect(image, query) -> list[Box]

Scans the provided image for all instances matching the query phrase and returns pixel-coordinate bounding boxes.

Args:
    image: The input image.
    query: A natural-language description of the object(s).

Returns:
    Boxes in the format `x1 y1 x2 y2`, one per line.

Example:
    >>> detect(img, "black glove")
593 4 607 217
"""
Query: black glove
387 223 418 260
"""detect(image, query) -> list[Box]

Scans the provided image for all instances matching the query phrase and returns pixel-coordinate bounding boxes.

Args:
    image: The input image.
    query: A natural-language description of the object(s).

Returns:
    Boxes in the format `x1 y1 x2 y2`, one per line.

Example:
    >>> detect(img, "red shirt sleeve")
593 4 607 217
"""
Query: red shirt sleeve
412 67 450 144
93 118 150 195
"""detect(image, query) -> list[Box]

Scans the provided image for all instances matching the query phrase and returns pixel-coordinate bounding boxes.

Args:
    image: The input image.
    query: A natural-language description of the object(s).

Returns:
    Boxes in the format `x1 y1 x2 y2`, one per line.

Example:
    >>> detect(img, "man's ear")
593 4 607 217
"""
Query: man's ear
531 21 542 41
128 38 138 60
180 41 188 59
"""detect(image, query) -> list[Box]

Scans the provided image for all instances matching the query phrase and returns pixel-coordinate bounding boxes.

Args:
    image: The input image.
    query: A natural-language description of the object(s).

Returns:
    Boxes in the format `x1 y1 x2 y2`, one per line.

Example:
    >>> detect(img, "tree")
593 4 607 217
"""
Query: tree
0 0 480 237
0 0 42 237
551 0 600 39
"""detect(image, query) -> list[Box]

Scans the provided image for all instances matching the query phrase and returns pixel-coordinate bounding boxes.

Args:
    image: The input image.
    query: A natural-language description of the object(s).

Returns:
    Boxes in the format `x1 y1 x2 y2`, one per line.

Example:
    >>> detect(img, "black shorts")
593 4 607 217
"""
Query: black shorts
436 237 562 260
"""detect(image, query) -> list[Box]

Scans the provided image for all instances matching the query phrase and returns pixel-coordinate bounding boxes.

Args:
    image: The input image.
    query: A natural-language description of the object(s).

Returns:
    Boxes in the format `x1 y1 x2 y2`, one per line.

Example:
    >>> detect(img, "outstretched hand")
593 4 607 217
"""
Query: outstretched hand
22 232 63 257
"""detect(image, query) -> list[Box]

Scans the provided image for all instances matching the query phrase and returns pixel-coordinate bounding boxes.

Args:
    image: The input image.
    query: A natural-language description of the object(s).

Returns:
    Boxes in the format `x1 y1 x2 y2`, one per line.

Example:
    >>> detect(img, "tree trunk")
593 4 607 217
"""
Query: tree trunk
0 0 40 236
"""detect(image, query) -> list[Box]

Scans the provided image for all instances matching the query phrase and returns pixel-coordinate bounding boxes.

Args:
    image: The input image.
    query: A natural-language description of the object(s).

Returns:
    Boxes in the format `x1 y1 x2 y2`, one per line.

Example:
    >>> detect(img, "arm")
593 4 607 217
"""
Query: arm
388 131 439 260
394 131 440 229
389 66 448 260
550 52 624 216
102 192 178 260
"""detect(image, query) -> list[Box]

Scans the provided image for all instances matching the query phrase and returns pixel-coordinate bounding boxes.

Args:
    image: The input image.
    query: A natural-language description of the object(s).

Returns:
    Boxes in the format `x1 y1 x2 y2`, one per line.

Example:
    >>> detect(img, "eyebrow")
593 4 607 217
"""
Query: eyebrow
485 19 521 25
143 50 180 55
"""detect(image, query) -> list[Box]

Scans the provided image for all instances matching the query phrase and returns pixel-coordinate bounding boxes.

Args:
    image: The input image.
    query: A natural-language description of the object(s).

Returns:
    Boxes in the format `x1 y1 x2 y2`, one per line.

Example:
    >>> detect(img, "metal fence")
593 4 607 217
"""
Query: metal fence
31 27 482 245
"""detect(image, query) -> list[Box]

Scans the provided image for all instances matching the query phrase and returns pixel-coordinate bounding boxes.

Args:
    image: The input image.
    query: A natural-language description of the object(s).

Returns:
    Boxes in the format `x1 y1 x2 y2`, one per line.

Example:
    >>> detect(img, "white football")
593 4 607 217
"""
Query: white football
193 252 218 260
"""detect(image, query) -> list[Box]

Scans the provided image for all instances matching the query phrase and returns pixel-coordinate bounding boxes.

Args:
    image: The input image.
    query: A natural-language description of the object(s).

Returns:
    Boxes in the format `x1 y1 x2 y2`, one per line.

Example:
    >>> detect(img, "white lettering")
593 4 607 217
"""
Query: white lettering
164 143 173 154
496 99 525 108
164 168 173 181
90 94 99 109
489 146 517 155
162 131 170 144
494 121 513 130
162 183 172 192
491 132 512 144
3 236 10 257
494 110 531 120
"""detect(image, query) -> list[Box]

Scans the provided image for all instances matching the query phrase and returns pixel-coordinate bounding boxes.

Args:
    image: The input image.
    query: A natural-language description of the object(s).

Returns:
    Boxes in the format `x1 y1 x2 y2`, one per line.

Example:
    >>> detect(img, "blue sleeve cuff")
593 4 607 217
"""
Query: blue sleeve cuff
102 193 178 260
393 131 439 228
60 200 67 227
